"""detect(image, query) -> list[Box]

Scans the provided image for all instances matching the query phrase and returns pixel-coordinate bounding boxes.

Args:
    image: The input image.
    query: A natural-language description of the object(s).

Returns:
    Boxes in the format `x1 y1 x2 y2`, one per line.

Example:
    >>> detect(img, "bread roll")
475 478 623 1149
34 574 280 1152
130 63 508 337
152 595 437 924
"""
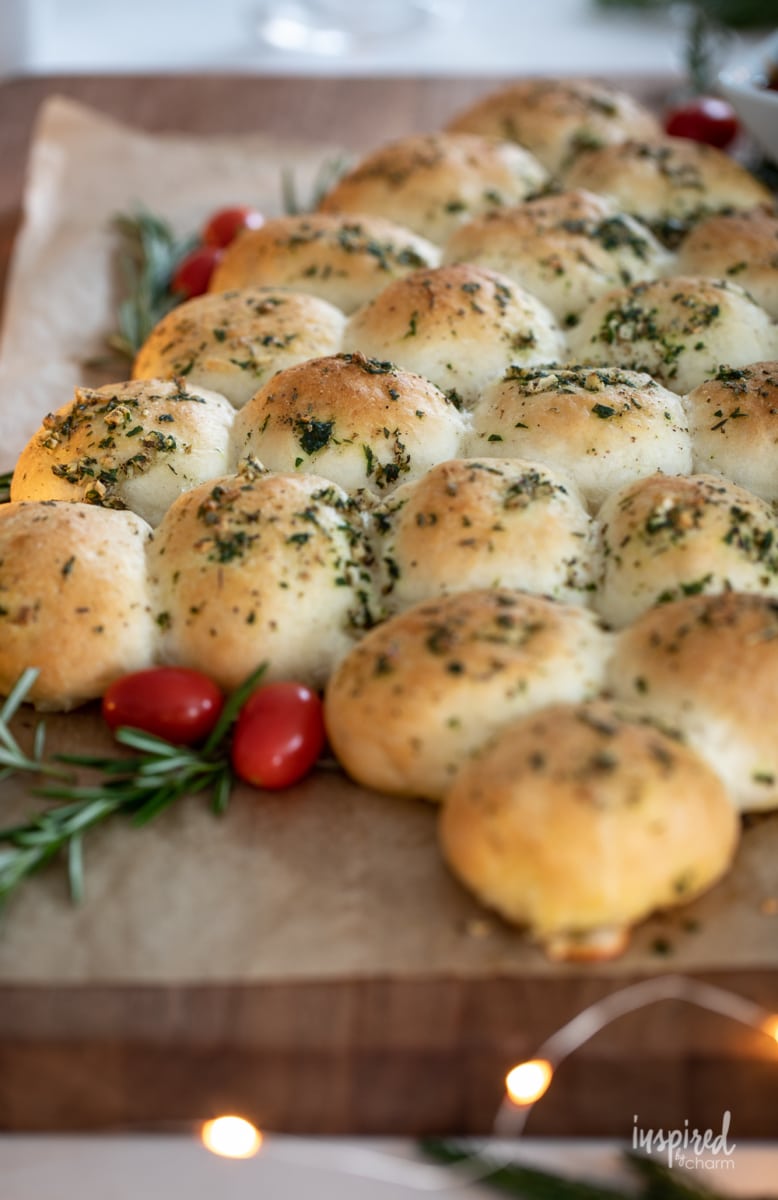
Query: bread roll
468 365 691 509
148 463 374 691
0 502 154 710
344 263 565 408
324 589 609 801
567 276 778 394
677 208 778 320
11 379 234 527
439 700 737 959
609 591 778 812
446 78 661 173
209 214 439 312
595 472 778 627
133 288 345 409
317 132 548 244
563 138 773 243
443 190 671 325
686 362 778 501
230 352 467 495
371 457 595 613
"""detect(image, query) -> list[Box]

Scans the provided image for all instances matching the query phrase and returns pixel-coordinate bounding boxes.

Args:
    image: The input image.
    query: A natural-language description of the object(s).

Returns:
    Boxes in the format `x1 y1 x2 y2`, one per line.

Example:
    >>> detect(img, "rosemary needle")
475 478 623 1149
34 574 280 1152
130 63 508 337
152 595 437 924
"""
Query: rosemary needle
0 663 267 905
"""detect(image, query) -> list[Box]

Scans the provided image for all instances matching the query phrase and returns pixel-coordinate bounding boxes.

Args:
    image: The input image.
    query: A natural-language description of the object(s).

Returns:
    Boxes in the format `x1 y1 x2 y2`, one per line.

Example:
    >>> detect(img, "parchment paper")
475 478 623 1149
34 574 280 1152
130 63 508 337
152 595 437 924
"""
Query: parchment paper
0 99 776 985
0 95 340 470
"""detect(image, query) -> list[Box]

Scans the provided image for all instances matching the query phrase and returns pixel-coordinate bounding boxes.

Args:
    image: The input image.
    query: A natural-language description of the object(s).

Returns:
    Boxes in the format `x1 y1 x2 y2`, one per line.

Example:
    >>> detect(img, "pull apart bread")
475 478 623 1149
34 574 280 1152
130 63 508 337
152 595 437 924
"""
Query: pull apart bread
315 132 549 244
443 189 671 326
209 213 440 312
4 74 778 959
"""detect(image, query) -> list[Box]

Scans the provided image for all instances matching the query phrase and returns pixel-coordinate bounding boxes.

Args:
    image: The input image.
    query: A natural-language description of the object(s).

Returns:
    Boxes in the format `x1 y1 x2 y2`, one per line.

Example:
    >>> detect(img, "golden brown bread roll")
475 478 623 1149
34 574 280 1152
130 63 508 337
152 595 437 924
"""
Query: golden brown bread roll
443 190 671 325
685 362 778 501
608 591 778 813
317 132 548 244
468 365 691 510
567 276 778 394
676 208 778 320
439 700 738 960
147 462 374 691
209 213 439 312
344 263 565 407
133 287 345 409
594 472 778 628
324 589 610 801
11 379 235 527
562 137 773 242
370 457 595 613
0 502 154 710
446 78 661 173
230 353 467 495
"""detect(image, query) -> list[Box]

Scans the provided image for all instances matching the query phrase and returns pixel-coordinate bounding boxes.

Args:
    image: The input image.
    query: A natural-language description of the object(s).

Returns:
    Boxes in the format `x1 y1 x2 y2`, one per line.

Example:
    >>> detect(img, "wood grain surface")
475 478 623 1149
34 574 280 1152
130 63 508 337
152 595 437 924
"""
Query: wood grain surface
0 73 776 1138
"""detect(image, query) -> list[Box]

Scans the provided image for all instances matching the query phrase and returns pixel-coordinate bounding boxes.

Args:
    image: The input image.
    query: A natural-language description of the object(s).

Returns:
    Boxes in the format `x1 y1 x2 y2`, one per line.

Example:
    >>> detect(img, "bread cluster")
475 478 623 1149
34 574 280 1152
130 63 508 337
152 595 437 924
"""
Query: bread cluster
4 74 778 959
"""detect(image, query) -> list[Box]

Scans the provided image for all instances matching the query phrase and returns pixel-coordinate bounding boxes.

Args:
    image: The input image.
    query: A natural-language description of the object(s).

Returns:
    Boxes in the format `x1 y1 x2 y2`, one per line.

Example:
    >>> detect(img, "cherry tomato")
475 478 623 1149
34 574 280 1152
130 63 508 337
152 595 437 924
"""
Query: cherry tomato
102 667 224 745
664 96 739 149
171 245 223 298
202 205 264 248
230 682 326 790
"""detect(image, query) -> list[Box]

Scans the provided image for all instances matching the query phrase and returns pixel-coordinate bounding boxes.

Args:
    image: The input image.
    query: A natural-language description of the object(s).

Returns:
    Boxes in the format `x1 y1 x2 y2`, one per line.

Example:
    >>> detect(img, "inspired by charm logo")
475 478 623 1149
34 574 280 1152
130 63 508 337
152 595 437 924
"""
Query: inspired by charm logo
633 1112 736 1171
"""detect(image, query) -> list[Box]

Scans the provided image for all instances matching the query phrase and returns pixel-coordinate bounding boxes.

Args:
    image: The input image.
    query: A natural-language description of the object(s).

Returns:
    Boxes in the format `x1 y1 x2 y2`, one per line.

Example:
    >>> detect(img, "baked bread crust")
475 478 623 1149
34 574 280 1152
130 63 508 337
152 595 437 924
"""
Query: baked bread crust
0 502 154 709
468 364 691 510
677 208 778 320
344 262 565 407
230 352 467 495
209 213 440 312
11 379 234 527
317 132 548 244
324 589 609 800
609 591 778 812
133 287 345 409
562 137 773 237
567 276 778 394
370 457 594 612
686 362 778 501
446 78 661 173
439 700 738 952
443 189 671 324
148 463 373 690
595 471 778 627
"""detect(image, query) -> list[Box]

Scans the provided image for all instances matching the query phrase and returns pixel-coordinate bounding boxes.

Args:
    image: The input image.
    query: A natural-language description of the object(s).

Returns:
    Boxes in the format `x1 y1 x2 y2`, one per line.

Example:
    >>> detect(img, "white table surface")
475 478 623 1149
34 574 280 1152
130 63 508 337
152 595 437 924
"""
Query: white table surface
2 1136 778 1198
0 0 764 81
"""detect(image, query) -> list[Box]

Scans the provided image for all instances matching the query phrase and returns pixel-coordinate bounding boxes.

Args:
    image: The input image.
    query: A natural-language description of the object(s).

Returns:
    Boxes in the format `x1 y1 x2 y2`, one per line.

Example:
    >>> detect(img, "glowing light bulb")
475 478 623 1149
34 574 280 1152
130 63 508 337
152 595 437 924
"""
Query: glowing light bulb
762 1015 778 1045
201 1115 263 1159
505 1058 554 1107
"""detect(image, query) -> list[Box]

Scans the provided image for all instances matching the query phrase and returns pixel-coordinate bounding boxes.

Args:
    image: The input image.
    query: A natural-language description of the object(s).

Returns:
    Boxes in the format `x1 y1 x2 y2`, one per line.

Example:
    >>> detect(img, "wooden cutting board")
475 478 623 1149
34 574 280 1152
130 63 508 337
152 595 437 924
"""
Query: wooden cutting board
0 74 776 1138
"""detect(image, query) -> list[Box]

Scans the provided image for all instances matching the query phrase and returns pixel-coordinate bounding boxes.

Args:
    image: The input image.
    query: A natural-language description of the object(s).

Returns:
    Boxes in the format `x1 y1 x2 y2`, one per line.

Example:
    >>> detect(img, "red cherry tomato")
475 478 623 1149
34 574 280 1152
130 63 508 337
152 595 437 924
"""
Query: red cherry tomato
102 668 224 745
664 96 739 149
171 245 223 298
230 682 326 790
202 205 264 248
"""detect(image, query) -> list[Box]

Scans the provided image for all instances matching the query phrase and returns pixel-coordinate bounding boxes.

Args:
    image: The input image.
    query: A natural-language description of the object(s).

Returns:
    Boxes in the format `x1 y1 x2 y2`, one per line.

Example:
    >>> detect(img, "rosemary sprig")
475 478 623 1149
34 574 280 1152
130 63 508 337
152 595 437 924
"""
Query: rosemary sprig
421 1142 775 1200
0 663 267 905
281 154 351 216
106 209 197 362
420 1140 628 1199
0 470 11 504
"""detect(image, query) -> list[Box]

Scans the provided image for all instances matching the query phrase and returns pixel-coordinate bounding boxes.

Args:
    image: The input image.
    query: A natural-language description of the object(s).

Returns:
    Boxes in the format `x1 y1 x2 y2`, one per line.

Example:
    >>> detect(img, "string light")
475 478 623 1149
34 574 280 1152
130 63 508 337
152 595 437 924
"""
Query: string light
201 1115 263 1159
194 977 777 1190
494 974 778 1139
762 1014 778 1044
505 1058 554 1107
